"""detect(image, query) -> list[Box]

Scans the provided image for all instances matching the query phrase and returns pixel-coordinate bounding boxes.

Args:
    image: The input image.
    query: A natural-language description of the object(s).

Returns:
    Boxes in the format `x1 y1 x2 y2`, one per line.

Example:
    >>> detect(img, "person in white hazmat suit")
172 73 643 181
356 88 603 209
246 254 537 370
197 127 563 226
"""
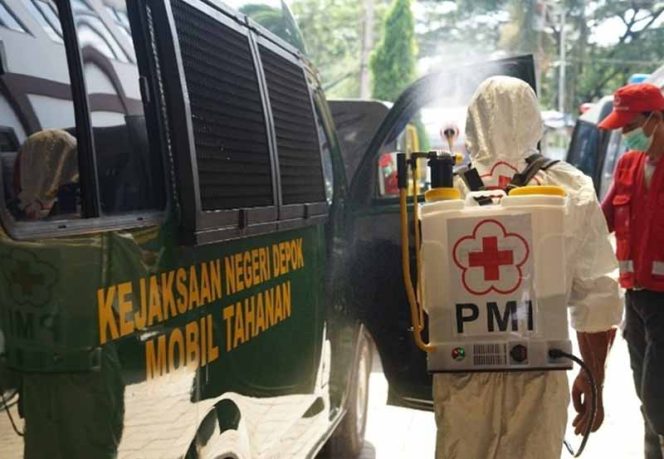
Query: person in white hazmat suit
432 76 623 459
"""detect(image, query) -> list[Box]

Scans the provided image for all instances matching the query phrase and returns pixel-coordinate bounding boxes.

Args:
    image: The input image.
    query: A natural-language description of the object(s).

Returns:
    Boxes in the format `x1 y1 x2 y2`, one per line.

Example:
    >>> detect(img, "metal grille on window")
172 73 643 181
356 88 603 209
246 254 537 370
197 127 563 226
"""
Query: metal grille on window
172 0 272 211
259 46 325 205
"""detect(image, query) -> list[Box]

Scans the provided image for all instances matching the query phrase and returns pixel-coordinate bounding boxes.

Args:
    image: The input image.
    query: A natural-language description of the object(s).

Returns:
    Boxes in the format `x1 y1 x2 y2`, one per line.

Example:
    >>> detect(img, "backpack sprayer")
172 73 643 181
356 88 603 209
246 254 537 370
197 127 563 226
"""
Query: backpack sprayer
396 150 597 456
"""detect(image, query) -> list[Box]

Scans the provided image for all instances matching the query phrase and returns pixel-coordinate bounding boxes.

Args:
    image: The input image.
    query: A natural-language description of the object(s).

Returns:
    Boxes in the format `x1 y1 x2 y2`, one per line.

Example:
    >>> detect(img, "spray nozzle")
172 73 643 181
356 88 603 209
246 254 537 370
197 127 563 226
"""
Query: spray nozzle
440 124 460 154
442 127 458 139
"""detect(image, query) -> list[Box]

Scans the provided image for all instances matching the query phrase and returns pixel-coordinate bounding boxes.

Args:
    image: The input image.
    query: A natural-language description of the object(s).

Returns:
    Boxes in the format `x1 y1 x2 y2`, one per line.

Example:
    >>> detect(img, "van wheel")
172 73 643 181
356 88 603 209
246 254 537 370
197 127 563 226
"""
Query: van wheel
326 329 372 458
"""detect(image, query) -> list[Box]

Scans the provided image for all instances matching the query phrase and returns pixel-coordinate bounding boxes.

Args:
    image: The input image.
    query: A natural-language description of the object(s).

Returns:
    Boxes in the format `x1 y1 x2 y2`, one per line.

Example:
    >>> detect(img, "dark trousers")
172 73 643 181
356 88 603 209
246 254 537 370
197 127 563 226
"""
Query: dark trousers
624 289 664 459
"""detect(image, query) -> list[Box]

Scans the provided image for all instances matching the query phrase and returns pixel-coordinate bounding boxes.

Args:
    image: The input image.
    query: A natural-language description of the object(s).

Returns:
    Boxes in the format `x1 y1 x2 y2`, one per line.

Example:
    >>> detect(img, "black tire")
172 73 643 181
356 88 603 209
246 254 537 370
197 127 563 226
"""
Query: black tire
324 328 372 458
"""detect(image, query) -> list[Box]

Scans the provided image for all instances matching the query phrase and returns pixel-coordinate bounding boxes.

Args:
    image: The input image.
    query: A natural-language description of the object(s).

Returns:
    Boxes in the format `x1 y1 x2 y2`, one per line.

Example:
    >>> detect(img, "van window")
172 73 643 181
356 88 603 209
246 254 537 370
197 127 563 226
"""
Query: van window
104 5 131 41
1 0 166 227
72 1 164 213
73 6 131 63
329 101 389 185
567 120 600 178
259 46 325 205
2 3 79 221
72 0 93 13
0 1 26 33
0 127 18 152
599 131 627 200
172 0 273 211
377 103 464 197
25 0 63 42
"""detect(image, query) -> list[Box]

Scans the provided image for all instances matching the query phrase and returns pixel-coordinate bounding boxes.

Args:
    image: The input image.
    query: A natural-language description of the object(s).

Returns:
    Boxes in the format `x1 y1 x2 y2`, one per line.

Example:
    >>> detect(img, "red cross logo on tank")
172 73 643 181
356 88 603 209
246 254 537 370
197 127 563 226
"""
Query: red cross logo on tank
448 215 537 336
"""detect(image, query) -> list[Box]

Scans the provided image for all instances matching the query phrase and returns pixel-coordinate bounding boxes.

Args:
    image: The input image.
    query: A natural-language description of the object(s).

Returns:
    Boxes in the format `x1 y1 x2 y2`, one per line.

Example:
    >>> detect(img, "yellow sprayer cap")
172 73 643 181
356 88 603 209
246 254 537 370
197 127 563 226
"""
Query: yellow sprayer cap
508 185 566 197
425 187 461 202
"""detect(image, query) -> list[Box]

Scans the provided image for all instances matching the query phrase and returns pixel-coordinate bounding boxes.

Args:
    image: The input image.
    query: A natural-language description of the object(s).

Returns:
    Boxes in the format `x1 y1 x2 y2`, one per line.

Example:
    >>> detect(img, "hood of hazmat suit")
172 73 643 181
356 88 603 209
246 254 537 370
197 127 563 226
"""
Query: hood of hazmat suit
433 76 622 459
17 129 78 220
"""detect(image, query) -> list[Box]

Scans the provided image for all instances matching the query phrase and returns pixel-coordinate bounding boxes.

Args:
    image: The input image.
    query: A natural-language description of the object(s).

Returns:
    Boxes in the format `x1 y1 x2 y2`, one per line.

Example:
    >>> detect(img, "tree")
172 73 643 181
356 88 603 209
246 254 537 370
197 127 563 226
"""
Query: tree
573 3 664 104
290 0 362 97
293 0 664 108
370 0 417 101
416 0 664 113
415 0 509 73
359 0 376 98
290 0 390 98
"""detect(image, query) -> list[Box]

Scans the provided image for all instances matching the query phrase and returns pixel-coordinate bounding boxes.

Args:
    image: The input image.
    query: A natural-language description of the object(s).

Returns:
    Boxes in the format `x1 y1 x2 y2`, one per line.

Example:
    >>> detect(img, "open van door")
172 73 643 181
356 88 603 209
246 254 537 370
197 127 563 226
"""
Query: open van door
345 55 537 410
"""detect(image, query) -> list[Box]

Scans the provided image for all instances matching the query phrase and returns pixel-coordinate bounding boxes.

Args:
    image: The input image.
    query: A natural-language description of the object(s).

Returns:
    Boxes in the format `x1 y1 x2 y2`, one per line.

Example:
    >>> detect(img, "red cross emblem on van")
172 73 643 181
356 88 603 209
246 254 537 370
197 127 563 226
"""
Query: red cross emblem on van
453 219 530 295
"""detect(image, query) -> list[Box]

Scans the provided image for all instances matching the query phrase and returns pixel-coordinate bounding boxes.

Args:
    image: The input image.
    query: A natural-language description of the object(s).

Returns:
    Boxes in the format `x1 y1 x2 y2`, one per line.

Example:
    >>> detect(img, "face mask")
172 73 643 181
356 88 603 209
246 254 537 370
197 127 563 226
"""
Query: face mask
623 114 655 151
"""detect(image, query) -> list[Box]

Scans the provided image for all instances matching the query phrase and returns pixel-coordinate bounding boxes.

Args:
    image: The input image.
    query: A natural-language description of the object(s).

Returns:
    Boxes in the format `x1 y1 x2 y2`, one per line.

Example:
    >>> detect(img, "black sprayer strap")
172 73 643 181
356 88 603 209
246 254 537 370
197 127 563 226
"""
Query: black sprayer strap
458 166 493 206
459 166 486 192
507 154 560 190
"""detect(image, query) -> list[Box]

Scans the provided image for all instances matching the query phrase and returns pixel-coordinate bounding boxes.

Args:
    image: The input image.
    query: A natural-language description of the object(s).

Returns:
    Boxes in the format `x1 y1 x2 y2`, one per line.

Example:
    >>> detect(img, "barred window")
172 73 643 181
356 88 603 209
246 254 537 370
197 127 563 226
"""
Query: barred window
259 46 325 205
172 0 273 211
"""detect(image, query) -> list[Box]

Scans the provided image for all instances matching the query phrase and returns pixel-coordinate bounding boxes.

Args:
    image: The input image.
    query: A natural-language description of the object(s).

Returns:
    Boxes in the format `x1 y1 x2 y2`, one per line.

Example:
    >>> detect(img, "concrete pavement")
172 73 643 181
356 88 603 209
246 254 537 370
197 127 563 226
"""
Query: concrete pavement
0 331 646 458
360 330 644 458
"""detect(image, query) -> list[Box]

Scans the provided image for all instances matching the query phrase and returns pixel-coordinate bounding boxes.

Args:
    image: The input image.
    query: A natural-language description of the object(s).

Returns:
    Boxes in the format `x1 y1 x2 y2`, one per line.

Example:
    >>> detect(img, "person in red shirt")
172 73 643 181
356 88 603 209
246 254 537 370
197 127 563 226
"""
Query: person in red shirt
600 82 664 459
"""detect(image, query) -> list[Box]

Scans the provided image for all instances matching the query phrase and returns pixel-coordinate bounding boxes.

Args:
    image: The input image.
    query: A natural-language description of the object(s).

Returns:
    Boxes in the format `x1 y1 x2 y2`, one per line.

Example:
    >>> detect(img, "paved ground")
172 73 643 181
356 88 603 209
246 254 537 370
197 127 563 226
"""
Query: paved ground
0 330 645 458
361 330 644 458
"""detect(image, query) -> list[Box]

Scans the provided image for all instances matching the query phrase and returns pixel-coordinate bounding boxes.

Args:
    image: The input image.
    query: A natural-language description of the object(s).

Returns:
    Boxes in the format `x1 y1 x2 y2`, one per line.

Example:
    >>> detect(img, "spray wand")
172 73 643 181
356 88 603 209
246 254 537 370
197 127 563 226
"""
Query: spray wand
397 150 459 352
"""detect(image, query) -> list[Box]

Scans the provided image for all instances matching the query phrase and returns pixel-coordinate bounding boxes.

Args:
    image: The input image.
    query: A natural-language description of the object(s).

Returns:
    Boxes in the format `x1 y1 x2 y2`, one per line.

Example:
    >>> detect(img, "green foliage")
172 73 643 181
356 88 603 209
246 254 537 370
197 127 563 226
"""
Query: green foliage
573 5 664 105
290 0 391 98
290 0 362 98
292 0 664 110
370 0 417 101
417 0 664 113
415 0 508 68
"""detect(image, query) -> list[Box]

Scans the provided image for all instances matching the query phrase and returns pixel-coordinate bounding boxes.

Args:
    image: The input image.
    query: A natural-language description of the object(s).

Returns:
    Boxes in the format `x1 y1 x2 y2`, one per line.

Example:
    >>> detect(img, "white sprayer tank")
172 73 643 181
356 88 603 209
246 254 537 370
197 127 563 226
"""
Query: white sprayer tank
421 191 572 372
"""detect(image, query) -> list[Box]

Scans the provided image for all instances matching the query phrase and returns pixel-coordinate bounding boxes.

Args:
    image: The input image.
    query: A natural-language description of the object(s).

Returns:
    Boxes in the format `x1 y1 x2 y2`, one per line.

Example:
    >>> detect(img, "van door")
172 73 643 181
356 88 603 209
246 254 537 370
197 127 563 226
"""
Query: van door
346 55 537 410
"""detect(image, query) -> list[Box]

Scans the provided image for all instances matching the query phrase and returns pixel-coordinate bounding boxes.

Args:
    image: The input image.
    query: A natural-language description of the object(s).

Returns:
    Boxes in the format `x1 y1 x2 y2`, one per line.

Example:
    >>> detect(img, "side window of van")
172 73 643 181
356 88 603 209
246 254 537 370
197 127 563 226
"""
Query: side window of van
168 0 326 242
25 0 63 42
377 115 438 198
73 0 132 63
599 131 628 200
567 121 600 178
71 2 164 213
0 1 26 33
1 0 165 228
376 102 467 198
1 2 79 221
172 0 274 211
259 45 326 208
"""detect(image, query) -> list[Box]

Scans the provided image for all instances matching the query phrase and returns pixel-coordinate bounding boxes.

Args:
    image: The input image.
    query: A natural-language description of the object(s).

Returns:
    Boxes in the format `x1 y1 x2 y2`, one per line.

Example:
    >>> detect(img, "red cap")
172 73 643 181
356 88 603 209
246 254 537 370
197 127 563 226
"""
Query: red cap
598 83 664 130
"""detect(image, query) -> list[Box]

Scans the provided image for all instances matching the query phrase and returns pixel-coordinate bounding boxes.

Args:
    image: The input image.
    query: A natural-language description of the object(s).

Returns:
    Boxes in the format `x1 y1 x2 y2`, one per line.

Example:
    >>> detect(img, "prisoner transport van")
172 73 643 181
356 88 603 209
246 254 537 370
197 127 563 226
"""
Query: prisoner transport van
0 1 372 458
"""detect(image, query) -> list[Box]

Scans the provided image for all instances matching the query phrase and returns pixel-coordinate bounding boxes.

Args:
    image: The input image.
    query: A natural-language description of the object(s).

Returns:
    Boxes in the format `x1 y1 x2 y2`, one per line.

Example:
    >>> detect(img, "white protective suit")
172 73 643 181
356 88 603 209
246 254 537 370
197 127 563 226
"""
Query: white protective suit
433 76 623 459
